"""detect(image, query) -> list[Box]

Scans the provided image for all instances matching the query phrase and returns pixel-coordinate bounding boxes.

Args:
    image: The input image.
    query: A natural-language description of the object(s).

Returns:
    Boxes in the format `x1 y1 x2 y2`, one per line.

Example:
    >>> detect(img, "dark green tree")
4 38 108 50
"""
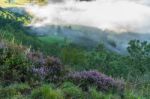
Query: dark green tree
127 40 150 75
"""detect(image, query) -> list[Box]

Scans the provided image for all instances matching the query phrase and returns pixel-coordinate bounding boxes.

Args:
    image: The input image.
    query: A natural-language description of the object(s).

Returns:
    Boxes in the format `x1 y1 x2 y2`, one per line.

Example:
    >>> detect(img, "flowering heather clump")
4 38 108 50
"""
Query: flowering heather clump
0 41 6 49
67 70 125 93
32 67 48 80
27 52 45 65
27 52 66 83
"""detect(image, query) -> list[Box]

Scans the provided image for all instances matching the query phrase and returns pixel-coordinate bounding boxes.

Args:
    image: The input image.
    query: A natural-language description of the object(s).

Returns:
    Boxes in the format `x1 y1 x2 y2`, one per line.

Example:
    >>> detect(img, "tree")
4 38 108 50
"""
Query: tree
127 40 150 74
127 40 150 57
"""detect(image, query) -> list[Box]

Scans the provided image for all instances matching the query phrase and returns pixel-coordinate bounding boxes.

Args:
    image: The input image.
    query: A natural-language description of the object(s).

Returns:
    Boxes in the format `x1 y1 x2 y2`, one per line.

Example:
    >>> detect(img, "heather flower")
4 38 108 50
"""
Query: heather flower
32 67 48 80
28 52 66 83
27 52 45 65
0 41 6 49
67 70 125 93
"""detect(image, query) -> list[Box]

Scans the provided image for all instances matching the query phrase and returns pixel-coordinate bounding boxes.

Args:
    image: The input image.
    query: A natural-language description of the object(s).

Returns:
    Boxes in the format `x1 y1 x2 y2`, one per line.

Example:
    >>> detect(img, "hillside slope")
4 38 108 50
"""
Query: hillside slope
0 7 149 99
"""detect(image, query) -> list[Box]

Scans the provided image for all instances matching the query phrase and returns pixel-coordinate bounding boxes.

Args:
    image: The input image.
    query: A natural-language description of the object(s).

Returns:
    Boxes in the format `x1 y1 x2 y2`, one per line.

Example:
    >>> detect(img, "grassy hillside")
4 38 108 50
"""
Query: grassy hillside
0 7 149 99
0 8 65 55
0 7 39 45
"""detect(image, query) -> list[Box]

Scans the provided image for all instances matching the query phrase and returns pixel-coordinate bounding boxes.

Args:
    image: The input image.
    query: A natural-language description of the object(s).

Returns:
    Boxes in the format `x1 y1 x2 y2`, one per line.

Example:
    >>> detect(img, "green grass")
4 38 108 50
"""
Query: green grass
38 36 67 44
0 8 54 54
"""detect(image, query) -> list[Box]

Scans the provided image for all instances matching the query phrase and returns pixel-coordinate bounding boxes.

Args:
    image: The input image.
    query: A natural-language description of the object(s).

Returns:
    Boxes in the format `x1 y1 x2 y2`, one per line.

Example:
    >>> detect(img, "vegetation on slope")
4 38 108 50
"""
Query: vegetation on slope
0 7 149 99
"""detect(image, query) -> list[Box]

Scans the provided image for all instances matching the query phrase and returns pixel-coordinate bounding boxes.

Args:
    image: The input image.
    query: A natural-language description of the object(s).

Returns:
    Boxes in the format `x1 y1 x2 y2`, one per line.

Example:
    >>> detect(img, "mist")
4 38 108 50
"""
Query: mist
25 0 150 53
26 0 150 33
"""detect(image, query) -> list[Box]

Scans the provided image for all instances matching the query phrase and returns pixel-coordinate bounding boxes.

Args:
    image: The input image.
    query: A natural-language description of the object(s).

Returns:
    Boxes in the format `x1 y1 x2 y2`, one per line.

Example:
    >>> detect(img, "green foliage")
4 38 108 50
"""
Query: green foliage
0 39 32 84
31 85 64 99
0 7 149 99
88 88 104 99
125 74 150 99
0 8 31 25
61 46 86 67
88 87 121 99
61 82 84 99
0 83 30 98
127 40 150 75
0 8 50 54
124 90 143 99
128 40 150 57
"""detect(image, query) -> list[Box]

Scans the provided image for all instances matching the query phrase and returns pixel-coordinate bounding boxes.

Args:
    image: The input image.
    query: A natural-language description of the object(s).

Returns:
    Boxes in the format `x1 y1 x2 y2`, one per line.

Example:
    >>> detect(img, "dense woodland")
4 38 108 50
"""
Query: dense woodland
0 1 150 99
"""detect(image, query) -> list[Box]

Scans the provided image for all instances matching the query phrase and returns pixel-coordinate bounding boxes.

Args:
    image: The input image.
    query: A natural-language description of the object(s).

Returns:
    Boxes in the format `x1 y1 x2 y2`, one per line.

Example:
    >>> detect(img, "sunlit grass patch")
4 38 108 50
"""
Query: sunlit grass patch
38 35 69 44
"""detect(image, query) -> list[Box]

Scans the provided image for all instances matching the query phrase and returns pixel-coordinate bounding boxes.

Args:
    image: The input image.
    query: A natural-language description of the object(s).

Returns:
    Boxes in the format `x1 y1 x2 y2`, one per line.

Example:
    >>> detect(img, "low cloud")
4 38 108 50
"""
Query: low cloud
25 0 150 53
26 0 150 33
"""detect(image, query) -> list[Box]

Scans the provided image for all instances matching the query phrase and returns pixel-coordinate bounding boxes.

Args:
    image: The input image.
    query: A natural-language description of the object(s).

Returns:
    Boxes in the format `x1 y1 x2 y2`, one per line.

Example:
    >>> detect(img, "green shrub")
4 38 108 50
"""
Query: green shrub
0 8 47 53
61 82 83 99
124 90 142 99
31 85 64 99
127 40 150 76
88 88 104 99
0 86 17 98
11 95 28 99
0 7 31 24
125 79 150 99
28 52 67 83
61 47 86 66
0 40 31 84
85 46 127 77
0 83 30 98
7 83 30 94
88 87 121 99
